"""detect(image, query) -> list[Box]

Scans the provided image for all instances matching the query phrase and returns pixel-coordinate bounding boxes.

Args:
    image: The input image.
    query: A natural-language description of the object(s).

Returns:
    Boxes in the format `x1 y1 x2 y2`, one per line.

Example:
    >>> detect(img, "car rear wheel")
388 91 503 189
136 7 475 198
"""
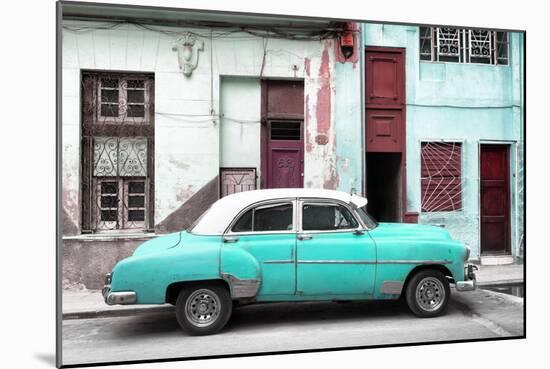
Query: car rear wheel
175 284 232 335
405 269 450 318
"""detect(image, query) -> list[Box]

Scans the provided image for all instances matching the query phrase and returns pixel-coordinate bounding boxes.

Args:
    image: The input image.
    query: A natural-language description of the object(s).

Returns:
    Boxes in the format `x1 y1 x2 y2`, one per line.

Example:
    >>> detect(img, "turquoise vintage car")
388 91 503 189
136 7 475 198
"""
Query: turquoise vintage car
103 189 476 335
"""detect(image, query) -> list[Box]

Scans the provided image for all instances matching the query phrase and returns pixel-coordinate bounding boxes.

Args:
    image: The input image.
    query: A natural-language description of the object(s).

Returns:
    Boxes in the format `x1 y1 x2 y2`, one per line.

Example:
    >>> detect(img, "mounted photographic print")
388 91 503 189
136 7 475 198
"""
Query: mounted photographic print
57 1 525 367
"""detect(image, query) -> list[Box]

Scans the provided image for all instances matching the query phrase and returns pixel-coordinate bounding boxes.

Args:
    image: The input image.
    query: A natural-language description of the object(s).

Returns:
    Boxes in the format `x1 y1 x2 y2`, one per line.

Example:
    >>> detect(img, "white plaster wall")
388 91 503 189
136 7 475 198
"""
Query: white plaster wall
62 20 338 228
219 77 261 172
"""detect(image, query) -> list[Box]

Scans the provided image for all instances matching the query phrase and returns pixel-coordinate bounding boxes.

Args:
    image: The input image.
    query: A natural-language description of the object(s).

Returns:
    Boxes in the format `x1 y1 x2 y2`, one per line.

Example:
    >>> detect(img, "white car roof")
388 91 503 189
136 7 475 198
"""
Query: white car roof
190 188 368 235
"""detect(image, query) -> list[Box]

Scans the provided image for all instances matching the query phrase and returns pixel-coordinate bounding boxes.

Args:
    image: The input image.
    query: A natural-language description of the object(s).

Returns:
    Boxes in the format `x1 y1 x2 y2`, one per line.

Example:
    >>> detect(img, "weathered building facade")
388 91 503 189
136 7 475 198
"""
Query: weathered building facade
360 24 524 264
61 4 524 289
61 4 362 288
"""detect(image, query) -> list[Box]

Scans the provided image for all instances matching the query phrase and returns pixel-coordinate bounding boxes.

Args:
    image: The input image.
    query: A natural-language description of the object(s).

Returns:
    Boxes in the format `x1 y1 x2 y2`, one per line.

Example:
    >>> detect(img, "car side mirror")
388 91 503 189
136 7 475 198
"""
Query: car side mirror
353 229 365 235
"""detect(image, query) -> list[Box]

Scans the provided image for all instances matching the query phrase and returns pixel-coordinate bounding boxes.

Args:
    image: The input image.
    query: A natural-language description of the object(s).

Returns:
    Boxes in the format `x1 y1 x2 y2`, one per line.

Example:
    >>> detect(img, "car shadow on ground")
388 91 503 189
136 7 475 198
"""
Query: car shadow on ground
111 299 433 338
227 300 411 332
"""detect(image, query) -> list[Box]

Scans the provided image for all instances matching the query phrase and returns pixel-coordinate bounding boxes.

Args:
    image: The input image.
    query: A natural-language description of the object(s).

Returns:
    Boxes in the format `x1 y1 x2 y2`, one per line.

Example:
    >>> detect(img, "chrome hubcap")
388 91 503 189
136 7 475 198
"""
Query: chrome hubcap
415 277 445 312
185 289 221 327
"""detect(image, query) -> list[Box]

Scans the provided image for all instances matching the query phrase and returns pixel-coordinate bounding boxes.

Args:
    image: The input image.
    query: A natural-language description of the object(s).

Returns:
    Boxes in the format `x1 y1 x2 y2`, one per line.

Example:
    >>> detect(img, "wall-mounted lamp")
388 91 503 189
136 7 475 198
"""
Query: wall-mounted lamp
340 30 355 59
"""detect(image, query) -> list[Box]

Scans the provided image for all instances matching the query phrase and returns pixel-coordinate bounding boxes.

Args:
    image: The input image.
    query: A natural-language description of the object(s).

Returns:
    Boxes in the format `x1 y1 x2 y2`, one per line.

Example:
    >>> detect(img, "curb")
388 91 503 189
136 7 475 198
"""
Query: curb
63 305 174 320
477 287 524 305
476 279 524 287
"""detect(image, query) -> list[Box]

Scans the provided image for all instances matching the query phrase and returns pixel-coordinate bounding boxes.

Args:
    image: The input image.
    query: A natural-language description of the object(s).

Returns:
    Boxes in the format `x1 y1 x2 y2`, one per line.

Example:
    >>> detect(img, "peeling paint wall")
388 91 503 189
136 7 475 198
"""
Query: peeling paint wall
62 21 347 236
303 39 339 189
63 238 146 289
62 20 358 288
362 23 525 260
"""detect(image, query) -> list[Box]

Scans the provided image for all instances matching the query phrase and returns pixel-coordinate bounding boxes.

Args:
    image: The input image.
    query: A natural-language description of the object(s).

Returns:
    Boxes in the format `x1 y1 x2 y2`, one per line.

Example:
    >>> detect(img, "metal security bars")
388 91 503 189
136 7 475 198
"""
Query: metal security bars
421 142 463 212
220 168 257 198
419 27 508 65
81 72 155 232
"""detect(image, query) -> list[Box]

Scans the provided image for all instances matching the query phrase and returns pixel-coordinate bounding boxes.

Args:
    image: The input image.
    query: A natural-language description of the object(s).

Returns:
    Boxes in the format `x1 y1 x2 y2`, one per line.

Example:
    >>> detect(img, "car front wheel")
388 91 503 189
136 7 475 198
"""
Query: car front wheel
175 284 232 335
405 270 450 318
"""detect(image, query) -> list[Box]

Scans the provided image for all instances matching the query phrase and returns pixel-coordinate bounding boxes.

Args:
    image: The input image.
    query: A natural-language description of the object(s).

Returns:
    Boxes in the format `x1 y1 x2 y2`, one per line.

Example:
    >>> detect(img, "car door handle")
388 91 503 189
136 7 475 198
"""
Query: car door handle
297 234 312 241
223 236 239 243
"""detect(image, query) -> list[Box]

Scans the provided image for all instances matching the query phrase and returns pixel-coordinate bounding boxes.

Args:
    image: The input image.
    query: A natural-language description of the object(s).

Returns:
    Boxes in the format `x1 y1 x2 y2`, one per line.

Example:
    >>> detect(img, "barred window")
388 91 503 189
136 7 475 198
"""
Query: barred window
420 27 508 65
421 142 462 212
81 72 154 232
220 168 257 198
97 77 150 122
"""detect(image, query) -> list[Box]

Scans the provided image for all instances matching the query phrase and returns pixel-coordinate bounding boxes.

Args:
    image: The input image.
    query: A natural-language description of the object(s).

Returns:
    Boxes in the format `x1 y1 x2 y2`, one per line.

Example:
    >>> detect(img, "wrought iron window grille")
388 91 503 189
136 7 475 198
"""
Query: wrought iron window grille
420 27 508 65
81 72 155 233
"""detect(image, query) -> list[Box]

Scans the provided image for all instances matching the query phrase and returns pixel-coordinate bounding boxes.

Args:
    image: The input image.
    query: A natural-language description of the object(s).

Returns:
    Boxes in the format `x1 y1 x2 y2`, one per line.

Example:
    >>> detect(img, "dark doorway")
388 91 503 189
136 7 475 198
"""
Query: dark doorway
365 47 406 222
480 144 511 255
261 80 304 189
366 152 402 222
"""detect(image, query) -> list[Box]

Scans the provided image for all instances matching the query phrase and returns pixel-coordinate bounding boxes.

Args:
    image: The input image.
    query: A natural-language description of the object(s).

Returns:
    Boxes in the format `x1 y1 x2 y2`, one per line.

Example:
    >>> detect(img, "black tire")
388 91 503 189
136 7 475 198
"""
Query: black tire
175 283 232 335
405 269 450 318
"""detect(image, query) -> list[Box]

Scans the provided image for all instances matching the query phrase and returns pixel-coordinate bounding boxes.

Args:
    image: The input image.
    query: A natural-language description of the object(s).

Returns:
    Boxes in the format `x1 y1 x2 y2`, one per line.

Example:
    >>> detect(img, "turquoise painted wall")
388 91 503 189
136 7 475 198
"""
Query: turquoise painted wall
362 24 524 259
335 60 363 195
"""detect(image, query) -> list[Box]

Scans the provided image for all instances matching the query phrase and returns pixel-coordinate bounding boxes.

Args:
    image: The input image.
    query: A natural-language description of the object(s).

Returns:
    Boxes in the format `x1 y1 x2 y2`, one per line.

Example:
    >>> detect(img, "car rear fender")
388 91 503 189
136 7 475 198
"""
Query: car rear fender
220 245 261 299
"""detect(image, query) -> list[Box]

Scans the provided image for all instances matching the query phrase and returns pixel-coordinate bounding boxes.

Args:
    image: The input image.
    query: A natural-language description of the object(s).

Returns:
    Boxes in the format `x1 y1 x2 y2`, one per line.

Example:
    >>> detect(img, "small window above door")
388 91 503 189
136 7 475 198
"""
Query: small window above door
301 203 358 231
270 121 301 140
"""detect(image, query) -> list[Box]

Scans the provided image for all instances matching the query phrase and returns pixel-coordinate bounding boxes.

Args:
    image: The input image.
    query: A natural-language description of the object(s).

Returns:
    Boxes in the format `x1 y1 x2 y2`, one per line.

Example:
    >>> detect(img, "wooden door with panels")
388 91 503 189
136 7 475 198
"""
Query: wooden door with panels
365 47 408 222
260 80 305 189
480 144 511 255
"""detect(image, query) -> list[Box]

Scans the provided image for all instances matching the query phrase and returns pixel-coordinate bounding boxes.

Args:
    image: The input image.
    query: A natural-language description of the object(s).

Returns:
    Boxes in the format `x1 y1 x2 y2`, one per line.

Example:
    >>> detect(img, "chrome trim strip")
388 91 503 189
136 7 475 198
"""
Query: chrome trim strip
377 260 451 265
296 259 451 265
298 260 376 264
220 273 261 299
380 281 404 294
264 260 294 264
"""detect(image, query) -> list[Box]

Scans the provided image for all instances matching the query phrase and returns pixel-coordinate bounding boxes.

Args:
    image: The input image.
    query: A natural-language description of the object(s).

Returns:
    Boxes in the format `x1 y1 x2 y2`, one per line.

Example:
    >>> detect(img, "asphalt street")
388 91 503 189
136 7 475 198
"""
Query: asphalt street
61 289 524 366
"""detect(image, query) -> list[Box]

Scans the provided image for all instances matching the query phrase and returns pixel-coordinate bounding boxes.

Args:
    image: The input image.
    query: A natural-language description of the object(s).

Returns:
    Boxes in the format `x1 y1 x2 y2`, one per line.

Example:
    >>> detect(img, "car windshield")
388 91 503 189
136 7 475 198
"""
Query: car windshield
355 206 378 229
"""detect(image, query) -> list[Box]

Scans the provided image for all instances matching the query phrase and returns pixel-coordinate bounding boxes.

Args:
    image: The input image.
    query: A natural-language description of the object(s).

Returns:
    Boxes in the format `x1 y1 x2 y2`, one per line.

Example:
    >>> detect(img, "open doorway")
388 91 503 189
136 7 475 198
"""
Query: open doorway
366 152 402 222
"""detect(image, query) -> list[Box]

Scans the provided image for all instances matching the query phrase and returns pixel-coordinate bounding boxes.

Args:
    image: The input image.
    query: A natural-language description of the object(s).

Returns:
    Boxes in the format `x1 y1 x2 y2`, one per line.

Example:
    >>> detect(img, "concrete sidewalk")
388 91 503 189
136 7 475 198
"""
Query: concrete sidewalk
62 263 524 319
474 263 524 286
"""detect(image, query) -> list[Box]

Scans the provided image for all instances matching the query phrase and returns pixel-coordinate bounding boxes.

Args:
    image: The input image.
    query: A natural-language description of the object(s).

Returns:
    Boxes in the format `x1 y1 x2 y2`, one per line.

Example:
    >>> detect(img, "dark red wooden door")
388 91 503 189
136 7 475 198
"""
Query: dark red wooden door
366 50 405 108
365 48 405 153
365 47 407 222
261 80 304 189
480 145 511 255
268 123 303 188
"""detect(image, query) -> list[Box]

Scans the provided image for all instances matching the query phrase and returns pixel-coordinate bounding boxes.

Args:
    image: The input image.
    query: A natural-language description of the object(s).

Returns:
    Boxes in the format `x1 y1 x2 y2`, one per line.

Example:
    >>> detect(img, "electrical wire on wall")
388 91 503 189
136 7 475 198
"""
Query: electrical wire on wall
62 20 343 41
259 36 269 78
63 19 344 126
155 111 261 125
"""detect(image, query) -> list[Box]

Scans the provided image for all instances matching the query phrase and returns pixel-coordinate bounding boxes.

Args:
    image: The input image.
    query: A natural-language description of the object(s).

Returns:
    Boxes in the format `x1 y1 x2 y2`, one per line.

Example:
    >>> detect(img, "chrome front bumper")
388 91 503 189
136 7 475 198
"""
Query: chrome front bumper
456 264 478 292
102 273 137 305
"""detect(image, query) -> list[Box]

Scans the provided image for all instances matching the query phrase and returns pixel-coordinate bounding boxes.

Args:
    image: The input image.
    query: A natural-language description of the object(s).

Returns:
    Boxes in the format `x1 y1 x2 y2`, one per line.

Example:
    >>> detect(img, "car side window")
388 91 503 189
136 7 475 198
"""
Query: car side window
231 209 253 232
231 202 293 233
302 203 358 231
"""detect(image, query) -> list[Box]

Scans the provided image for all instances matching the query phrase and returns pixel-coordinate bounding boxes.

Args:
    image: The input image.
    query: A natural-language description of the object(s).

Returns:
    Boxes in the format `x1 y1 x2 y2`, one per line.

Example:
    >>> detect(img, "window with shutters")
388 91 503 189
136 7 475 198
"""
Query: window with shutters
421 142 462 212
419 27 508 65
81 72 155 232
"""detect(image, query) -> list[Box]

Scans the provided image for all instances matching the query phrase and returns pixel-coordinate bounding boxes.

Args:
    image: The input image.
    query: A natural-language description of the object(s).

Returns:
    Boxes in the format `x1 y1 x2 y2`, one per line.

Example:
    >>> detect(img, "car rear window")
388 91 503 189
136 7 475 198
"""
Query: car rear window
231 203 293 232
